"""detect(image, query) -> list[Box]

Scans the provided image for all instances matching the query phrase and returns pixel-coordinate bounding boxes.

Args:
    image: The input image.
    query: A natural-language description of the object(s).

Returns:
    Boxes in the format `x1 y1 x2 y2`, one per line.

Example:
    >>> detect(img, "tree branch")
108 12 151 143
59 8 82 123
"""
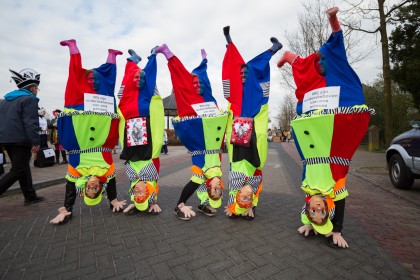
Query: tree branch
342 23 381 34
385 0 411 18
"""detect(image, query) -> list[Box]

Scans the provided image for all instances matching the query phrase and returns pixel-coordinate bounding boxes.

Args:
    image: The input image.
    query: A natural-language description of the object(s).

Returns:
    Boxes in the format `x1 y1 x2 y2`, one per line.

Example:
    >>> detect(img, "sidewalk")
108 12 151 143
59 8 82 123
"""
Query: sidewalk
282 141 420 278
1 146 191 197
0 144 418 279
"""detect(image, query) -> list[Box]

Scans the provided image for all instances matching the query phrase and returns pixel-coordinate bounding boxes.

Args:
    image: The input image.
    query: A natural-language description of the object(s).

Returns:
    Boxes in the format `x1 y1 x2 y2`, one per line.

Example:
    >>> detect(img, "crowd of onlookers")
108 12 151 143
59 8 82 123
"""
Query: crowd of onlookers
267 128 292 142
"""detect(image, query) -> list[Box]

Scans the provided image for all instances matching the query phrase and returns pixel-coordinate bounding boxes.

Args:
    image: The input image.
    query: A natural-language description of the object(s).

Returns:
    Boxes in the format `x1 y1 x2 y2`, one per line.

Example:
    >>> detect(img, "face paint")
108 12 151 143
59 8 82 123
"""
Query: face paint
133 70 140 88
93 72 100 91
240 66 248 84
86 72 95 92
139 71 146 89
199 80 204 95
192 75 201 95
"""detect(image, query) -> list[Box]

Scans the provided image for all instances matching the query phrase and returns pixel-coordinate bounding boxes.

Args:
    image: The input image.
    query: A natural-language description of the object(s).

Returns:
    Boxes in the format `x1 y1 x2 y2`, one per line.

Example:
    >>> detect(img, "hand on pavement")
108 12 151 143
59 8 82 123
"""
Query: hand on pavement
149 204 161 213
224 206 234 216
328 232 349 248
123 204 135 213
50 207 71 224
178 203 196 218
298 224 316 236
111 199 127 212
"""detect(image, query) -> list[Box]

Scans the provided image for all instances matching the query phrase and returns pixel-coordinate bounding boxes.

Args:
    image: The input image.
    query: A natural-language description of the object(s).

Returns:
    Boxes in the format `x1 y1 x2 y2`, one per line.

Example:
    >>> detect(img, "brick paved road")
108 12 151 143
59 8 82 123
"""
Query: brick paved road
0 144 416 279
283 142 420 279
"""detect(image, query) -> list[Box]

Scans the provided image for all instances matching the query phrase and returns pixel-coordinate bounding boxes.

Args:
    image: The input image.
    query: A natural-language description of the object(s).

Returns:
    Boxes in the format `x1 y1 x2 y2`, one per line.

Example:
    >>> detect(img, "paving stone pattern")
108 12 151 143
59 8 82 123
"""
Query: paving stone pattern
0 144 417 279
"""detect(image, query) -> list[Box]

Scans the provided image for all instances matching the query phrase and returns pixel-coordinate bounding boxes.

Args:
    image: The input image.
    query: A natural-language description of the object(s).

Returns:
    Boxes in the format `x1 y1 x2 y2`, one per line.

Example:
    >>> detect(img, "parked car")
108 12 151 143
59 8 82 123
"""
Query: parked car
386 120 420 189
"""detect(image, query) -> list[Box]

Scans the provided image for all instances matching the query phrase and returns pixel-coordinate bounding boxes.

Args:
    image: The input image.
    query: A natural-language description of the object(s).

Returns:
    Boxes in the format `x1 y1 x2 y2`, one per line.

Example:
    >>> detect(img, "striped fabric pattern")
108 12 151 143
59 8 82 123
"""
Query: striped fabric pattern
222 80 230 99
302 156 352 166
335 186 348 196
197 183 207 193
117 85 124 99
228 170 263 206
67 171 115 181
294 106 375 120
228 171 261 192
172 111 229 124
125 162 159 182
190 149 223 156
67 147 113 154
260 81 270 98
192 172 206 181
197 183 210 206
58 111 120 120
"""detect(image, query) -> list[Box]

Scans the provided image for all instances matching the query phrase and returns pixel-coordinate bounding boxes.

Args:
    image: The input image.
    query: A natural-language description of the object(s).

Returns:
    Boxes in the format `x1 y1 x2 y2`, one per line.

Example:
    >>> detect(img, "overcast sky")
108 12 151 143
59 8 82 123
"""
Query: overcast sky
0 0 383 123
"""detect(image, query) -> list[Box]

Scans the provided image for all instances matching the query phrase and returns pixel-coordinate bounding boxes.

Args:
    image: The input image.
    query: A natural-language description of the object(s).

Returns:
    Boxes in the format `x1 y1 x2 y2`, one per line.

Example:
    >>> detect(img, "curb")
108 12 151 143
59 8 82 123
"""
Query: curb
2 177 67 198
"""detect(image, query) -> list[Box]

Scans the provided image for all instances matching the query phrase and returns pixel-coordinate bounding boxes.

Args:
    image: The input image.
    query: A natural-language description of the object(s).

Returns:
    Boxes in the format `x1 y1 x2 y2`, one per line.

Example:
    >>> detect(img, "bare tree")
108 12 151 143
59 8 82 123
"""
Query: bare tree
341 0 411 144
279 0 371 91
274 93 296 131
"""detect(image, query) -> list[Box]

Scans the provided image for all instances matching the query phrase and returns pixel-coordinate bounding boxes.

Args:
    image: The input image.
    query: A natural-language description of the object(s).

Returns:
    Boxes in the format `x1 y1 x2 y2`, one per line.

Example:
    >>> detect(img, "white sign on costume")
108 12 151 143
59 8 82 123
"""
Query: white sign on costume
84 93 114 113
191 102 220 116
302 86 340 113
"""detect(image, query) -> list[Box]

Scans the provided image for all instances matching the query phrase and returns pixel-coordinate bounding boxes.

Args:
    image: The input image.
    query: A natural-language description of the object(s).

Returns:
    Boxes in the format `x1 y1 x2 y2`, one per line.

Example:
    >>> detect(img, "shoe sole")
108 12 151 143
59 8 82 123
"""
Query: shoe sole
24 197 45 206
174 210 190 221
326 236 344 249
197 208 215 217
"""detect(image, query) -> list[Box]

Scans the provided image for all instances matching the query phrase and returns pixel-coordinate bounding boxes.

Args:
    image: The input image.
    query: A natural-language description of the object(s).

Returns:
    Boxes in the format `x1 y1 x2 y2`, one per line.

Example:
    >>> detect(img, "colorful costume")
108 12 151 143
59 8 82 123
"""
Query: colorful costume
222 38 274 217
289 29 375 234
157 45 228 218
118 51 164 212
51 41 123 225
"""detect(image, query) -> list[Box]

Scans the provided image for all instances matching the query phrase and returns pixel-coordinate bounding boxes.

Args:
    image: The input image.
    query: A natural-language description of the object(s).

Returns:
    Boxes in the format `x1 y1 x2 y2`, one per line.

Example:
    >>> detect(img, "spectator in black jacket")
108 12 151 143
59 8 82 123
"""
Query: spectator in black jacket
0 68 45 205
